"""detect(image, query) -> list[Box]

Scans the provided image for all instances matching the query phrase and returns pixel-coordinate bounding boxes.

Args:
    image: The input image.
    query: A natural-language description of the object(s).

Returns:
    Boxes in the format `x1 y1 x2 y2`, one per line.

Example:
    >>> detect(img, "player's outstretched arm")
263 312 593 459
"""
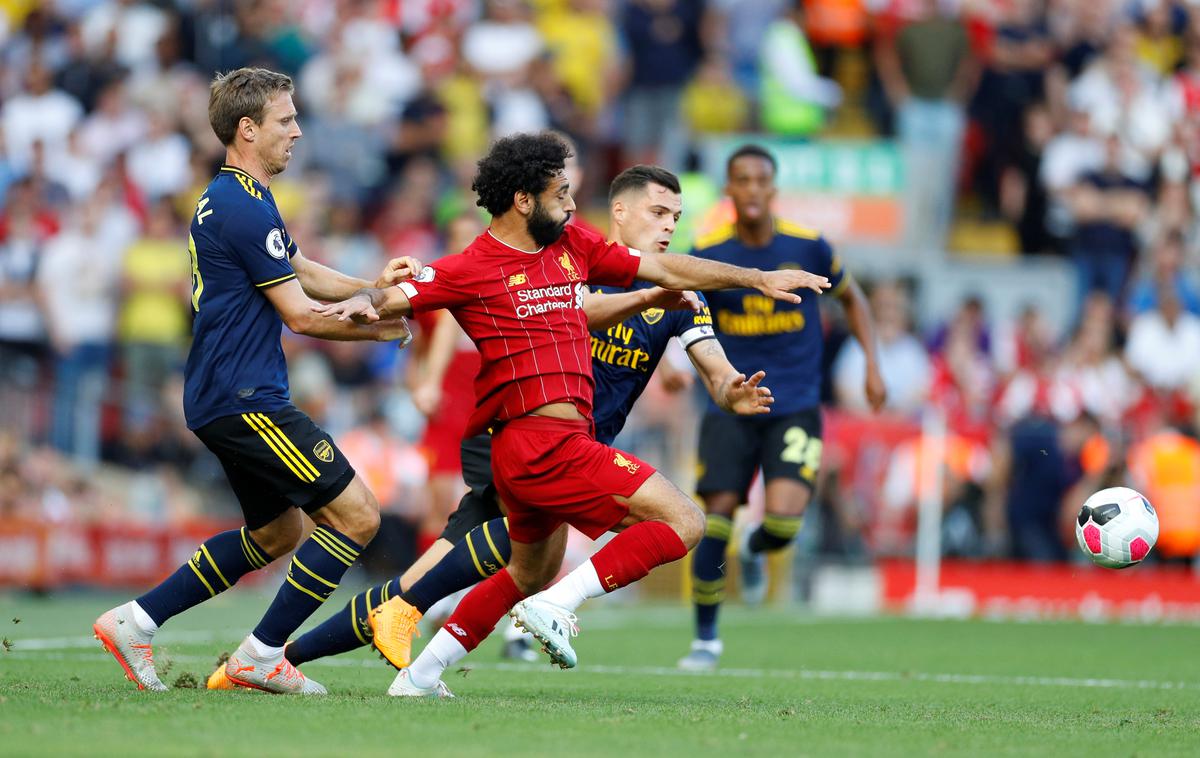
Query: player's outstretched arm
635 253 830 303
292 250 423 303
583 288 702 331
310 285 414 323
685 337 773 415
838 277 887 411
267 280 412 342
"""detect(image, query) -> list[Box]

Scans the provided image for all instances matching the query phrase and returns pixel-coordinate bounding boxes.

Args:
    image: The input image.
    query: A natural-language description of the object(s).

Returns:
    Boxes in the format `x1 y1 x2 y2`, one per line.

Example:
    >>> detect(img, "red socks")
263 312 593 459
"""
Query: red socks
589 520 688 593
442 569 527 651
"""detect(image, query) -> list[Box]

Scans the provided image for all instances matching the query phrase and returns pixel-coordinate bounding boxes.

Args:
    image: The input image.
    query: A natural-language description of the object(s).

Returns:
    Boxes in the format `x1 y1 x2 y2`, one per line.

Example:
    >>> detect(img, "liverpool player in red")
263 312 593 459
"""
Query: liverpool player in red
314 133 828 697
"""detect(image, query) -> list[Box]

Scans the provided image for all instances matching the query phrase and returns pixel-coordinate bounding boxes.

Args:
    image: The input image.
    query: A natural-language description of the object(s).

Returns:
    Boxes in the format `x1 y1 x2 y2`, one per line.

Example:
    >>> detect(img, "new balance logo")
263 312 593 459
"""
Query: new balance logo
448 623 467 637
614 452 640 474
508 273 527 287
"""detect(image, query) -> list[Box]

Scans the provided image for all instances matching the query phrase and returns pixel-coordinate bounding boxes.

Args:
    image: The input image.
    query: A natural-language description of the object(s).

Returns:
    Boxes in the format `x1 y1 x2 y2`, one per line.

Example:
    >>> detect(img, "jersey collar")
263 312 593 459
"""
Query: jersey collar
220 165 266 191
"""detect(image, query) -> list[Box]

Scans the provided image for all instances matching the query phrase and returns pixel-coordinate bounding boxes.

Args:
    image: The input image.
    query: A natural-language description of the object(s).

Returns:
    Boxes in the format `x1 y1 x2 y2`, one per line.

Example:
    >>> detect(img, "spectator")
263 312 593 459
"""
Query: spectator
77 79 145 167
462 0 548 138
682 55 750 138
834 281 931 414
3 59 83 173
995 411 1108 562
759 2 842 139
1127 422 1200 561
621 0 710 169
126 108 192 201
1125 282 1200 392
1056 293 1136 425
1001 102 1056 254
1126 228 1200 316
116 199 190 427
1067 133 1149 311
875 0 977 250
36 195 126 465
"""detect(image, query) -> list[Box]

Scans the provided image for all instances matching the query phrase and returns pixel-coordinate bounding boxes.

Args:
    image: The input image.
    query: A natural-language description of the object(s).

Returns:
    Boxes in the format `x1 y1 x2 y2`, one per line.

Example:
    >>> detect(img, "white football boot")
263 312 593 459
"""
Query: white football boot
387 668 455 698
224 636 327 694
677 639 723 672
510 597 579 669
92 602 168 691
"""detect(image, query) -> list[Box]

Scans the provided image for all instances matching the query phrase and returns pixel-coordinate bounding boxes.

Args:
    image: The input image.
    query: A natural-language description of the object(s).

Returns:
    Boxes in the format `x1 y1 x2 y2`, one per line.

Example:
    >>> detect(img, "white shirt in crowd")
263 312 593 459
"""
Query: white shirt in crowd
1125 310 1200 391
834 335 932 414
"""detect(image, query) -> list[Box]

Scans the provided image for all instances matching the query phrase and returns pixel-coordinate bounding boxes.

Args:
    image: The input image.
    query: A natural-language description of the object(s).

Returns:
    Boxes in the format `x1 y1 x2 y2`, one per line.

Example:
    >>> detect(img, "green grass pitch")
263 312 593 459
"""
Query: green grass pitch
2 590 1199 756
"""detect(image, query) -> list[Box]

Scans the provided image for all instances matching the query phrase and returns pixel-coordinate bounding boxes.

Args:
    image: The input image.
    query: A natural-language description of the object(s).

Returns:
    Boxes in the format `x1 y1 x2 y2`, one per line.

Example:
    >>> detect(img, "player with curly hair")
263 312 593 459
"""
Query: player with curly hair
313 132 830 697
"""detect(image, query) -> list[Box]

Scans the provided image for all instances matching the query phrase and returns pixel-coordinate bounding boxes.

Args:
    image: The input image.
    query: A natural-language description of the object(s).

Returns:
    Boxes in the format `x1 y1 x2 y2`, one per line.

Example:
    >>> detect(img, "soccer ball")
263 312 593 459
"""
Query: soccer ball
1074 486 1159 569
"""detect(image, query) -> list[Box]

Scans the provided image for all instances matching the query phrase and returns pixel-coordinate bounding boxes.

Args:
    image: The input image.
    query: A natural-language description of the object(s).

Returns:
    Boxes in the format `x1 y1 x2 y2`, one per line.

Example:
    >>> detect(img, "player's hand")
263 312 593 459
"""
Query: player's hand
725 370 773 415
312 294 379 323
377 316 414 347
644 287 702 313
865 364 887 412
375 256 424 288
412 380 442 416
757 269 830 303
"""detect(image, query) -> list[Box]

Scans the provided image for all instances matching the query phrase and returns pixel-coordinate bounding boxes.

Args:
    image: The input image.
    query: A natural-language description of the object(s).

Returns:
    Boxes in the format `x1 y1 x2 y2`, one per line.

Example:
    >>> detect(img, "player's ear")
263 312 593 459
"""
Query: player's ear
238 116 257 143
513 190 534 216
611 198 625 223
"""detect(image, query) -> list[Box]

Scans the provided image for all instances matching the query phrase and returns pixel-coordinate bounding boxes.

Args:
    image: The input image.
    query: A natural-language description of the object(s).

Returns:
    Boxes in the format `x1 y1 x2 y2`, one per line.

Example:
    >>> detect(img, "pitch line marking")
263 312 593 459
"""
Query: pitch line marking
7 637 1195 692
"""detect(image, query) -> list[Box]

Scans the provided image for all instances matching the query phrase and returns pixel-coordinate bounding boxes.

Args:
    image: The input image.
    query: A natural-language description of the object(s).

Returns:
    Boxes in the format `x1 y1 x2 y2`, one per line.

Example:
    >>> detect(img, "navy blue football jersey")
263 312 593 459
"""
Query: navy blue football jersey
691 220 848 415
590 280 715 444
183 166 299 429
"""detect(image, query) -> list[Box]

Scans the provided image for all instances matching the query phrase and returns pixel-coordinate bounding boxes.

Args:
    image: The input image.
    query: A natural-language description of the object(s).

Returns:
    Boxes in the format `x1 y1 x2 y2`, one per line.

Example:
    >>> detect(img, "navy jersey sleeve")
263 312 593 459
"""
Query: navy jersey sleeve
220 203 296 289
674 291 716 350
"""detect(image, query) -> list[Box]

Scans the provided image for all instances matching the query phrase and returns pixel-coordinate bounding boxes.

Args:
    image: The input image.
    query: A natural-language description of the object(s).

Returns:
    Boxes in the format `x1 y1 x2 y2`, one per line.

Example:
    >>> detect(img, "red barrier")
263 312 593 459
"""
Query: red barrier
0 520 253 590
881 558 1200 620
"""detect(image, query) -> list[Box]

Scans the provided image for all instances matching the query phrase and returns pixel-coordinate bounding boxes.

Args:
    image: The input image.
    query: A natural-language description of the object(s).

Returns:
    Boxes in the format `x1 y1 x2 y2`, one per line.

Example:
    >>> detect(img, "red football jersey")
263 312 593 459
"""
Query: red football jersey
398 223 642 435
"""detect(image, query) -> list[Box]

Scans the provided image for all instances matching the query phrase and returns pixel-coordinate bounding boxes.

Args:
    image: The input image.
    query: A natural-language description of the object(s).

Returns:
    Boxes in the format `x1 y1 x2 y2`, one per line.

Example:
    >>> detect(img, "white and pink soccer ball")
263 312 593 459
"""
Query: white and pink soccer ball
1075 487 1160 569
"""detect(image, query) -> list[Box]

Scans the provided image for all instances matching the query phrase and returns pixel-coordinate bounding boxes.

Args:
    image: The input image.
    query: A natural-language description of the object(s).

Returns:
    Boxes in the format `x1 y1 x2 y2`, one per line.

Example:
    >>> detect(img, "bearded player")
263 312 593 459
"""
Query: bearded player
204 163 777 688
314 133 828 697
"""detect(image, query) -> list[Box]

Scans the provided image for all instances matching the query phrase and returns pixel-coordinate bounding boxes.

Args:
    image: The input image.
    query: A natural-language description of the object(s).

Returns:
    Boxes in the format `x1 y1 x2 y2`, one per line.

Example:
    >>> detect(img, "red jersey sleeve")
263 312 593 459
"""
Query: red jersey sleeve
395 254 474 313
564 223 641 288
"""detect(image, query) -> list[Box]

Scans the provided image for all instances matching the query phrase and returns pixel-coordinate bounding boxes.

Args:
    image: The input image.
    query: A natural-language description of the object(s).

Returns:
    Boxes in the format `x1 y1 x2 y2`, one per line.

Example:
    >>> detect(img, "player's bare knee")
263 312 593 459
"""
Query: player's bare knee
672 501 706 548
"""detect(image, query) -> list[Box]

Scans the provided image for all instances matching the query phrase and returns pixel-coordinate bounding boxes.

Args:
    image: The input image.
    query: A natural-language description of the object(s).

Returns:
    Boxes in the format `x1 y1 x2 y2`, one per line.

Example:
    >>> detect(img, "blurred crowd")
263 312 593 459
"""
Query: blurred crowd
4 0 1200 570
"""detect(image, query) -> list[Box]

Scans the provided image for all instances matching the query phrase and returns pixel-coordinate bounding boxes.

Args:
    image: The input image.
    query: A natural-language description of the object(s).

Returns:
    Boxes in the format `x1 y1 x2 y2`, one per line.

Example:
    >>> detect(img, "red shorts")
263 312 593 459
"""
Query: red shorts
491 415 656 543
420 353 478 474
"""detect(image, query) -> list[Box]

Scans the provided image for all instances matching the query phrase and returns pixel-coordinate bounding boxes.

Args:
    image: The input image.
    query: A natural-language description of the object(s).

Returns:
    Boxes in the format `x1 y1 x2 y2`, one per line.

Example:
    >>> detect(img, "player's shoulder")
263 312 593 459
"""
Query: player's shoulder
202 171 278 227
775 219 825 243
693 223 737 253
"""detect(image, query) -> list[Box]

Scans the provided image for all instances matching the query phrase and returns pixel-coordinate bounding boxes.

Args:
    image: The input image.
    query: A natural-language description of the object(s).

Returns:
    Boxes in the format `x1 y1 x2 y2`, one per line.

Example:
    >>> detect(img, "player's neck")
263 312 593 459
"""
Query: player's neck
488 216 542 254
224 148 272 187
736 216 775 248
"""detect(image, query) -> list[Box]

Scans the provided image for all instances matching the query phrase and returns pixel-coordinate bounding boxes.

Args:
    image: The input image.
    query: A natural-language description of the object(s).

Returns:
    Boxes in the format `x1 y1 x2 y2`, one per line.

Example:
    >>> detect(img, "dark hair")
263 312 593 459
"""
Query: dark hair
209 67 294 146
608 165 681 204
726 144 778 177
472 133 572 217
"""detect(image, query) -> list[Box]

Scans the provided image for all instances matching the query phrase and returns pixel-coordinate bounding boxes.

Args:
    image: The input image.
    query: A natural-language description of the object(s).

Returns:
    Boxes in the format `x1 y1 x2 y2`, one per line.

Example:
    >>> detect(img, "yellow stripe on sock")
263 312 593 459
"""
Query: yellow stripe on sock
481 521 507 568
241 530 267 566
292 556 338 589
310 529 356 566
763 515 802 539
286 575 328 603
465 532 487 578
188 559 217 597
242 414 314 483
241 528 268 568
200 544 231 589
256 414 319 479
365 587 375 612
705 515 732 540
381 581 390 603
313 527 359 562
350 595 368 645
